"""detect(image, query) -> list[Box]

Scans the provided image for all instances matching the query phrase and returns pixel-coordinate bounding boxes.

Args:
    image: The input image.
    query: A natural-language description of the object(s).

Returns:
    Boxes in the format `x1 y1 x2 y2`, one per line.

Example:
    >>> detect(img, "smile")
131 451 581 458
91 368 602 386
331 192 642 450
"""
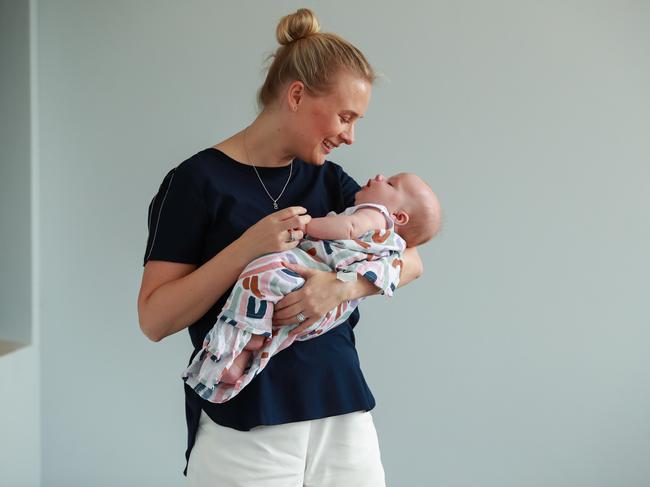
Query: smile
322 140 336 153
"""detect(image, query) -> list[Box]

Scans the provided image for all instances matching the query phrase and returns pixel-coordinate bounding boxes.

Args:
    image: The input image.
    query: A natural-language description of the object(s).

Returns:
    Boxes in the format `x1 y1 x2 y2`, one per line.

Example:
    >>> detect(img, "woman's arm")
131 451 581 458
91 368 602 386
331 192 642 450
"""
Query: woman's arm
138 207 310 342
138 241 252 342
273 246 424 334
341 246 423 301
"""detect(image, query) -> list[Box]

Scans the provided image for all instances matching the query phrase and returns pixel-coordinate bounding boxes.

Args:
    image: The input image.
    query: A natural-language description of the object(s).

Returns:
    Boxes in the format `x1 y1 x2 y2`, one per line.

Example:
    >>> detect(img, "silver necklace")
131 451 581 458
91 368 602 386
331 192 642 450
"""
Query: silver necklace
243 126 293 210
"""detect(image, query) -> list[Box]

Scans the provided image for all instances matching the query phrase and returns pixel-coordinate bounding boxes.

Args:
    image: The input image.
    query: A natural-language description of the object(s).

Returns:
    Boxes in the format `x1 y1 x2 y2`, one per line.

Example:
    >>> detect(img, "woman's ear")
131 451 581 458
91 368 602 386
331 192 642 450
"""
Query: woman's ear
392 210 409 226
286 80 305 111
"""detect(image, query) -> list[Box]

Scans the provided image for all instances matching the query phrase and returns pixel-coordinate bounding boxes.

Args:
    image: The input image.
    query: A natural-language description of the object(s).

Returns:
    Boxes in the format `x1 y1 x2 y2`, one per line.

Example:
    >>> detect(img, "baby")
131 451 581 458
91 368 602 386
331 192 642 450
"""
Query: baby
183 172 441 403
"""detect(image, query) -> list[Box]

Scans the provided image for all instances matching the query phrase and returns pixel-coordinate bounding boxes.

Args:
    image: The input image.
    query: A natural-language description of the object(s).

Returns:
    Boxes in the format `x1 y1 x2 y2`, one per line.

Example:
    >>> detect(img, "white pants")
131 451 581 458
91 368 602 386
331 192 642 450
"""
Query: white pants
187 410 386 487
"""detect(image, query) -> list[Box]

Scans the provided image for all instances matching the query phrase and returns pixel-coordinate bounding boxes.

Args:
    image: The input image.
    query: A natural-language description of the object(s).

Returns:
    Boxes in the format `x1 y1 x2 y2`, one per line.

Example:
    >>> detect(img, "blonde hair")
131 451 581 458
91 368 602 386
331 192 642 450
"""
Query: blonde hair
257 8 376 109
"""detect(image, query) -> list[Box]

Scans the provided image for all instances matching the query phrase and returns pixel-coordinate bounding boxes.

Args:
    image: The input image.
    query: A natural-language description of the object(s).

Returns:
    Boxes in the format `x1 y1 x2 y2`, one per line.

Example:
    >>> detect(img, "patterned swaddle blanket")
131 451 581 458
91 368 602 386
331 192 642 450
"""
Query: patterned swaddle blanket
182 203 406 403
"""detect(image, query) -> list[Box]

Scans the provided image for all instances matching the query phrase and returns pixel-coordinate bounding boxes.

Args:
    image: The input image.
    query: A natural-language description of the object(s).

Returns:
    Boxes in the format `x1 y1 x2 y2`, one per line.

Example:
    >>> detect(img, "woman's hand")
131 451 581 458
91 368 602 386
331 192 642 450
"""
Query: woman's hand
236 206 311 261
272 263 348 337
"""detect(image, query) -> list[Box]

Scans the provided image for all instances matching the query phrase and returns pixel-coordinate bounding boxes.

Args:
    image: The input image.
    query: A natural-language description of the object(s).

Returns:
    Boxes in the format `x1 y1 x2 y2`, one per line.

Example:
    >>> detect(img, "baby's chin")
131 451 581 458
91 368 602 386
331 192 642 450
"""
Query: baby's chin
353 195 363 205
354 191 369 205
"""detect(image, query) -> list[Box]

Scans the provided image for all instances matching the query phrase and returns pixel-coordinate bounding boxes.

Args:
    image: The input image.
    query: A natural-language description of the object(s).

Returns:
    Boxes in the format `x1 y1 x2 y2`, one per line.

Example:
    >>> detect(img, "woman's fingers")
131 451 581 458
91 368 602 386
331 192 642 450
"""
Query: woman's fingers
288 317 319 337
273 291 303 320
274 206 307 221
272 303 304 325
281 229 304 244
283 262 318 279
275 212 310 248
240 207 312 258
272 266 338 327
275 290 301 311
282 214 311 231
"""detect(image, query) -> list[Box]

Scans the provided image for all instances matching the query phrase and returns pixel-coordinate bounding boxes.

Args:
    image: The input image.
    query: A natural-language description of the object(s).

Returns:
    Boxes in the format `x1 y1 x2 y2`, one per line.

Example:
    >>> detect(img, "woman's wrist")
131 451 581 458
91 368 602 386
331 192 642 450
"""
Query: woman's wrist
230 235 259 266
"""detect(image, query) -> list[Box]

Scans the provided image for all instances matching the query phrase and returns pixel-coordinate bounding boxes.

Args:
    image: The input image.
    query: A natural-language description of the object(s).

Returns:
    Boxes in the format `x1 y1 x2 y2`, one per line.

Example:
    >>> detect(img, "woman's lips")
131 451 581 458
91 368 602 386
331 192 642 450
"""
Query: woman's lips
322 139 339 154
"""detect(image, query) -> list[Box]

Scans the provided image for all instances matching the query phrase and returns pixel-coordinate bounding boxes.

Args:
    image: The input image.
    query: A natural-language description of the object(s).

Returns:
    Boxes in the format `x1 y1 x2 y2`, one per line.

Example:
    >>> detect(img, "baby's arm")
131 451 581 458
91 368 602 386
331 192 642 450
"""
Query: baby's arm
305 208 387 240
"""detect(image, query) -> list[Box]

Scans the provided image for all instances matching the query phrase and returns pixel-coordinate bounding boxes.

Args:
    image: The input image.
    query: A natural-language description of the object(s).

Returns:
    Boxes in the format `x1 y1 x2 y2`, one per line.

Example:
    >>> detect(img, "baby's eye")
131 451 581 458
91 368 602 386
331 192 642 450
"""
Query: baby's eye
339 116 350 123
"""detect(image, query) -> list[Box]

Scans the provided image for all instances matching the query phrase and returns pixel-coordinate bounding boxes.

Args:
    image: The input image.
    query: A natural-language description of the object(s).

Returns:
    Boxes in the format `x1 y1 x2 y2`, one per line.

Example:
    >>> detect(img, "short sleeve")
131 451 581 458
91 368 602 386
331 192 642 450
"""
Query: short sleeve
143 164 207 266
337 165 361 209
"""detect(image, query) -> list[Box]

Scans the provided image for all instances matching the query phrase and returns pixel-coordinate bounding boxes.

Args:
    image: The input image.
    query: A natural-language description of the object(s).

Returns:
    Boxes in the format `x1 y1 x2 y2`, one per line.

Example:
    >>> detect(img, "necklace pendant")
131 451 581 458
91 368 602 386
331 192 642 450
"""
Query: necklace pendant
273 202 278 210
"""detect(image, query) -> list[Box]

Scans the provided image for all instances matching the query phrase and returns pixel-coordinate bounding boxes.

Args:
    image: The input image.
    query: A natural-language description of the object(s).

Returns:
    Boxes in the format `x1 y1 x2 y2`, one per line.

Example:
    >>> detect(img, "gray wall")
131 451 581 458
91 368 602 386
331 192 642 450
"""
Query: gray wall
33 1 650 486
0 1 40 486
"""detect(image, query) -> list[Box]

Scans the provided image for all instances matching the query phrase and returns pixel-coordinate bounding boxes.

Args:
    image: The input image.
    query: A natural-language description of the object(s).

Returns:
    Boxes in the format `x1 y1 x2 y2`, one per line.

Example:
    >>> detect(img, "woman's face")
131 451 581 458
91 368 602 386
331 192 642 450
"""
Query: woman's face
291 70 372 165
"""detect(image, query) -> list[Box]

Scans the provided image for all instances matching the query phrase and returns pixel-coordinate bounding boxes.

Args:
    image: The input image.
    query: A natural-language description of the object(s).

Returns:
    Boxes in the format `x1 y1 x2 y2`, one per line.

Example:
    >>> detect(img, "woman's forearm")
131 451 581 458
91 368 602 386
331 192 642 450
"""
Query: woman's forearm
397 246 423 288
340 246 423 302
142 244 423 341
138 241 253 341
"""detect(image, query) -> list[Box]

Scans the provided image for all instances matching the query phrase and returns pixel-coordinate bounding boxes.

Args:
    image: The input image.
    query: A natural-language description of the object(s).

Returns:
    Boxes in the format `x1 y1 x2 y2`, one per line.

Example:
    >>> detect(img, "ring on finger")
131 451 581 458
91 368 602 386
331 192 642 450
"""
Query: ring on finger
287 229 296 242
296 312 307 323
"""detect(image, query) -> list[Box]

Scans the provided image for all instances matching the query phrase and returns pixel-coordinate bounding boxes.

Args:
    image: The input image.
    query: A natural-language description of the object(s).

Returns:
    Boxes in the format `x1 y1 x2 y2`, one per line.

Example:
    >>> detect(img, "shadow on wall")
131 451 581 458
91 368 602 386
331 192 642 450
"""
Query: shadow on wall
0 0 32 358
0 340 28 357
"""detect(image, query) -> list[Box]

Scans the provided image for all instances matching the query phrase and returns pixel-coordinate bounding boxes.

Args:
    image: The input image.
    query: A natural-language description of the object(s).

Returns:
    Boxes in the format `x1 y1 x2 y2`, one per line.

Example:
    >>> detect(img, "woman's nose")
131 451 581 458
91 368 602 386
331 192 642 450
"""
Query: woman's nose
340 124 355 145
375 174 385 182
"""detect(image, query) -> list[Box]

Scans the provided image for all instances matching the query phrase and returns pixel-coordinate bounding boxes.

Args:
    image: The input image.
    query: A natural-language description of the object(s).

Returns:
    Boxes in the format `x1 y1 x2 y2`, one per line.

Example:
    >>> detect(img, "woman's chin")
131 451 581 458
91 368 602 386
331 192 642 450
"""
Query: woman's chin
307 155 327 165
298 151 327 165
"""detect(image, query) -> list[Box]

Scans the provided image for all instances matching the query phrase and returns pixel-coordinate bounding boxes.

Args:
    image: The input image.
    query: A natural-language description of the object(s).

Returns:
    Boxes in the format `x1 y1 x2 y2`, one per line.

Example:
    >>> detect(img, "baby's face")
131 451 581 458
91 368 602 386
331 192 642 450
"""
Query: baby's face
354 173 416 211
356 172 441 244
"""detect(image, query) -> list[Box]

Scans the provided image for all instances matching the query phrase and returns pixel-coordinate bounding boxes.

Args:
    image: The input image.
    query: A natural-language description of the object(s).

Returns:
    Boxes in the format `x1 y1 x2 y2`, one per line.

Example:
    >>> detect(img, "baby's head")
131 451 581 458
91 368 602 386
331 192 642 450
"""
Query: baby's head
354 172 441 247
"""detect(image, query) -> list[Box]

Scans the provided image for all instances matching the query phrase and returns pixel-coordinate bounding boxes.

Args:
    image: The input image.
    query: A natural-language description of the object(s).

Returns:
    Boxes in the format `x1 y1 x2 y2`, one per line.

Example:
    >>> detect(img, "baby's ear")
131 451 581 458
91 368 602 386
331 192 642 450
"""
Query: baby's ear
392 210 409 226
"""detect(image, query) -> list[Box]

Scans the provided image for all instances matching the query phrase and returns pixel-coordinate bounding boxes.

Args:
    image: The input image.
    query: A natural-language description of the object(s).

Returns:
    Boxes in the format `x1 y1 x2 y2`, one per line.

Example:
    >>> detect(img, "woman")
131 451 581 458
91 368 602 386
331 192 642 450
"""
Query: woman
138 8 423 486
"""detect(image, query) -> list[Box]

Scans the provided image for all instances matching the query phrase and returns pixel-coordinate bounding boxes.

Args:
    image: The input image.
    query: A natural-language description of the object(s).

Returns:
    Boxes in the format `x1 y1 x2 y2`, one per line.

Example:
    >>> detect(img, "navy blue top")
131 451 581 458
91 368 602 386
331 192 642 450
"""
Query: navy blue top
142 148 376 475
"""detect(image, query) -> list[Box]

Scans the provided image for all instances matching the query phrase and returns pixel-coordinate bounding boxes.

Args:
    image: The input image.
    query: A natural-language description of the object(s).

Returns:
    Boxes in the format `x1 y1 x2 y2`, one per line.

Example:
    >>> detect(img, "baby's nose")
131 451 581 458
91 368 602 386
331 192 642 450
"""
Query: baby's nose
375 174 385 182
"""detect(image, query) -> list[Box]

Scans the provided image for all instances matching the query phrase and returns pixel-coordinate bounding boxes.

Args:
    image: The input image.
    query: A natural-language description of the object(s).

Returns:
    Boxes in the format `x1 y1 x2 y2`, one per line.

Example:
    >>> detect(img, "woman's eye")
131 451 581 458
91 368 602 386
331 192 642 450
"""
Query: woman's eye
340 116 350 123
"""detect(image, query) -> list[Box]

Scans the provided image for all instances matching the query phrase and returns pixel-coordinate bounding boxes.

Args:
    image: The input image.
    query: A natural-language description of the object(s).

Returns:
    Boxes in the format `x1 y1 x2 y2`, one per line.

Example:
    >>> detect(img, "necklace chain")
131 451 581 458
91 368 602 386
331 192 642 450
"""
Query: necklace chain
243 126 292 210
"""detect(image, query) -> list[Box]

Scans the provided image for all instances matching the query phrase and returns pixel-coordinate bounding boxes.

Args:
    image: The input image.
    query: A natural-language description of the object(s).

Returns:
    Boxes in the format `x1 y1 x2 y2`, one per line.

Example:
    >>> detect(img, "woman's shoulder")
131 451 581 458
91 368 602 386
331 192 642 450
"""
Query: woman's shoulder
172 146 241 181
177 146 221 170
322 159 360 193
306 158 350 186
321 158 344 174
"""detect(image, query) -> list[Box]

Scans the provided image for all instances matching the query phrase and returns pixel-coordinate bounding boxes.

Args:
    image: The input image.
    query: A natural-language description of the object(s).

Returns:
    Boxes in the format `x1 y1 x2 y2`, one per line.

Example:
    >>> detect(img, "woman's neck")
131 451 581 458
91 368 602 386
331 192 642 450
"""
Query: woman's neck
212 108 294 168
242 113 295 167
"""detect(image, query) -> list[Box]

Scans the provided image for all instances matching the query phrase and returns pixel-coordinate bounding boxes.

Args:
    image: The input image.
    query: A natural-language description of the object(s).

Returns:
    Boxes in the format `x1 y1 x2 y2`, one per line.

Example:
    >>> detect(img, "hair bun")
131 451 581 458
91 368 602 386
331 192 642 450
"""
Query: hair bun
276 8 321 45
